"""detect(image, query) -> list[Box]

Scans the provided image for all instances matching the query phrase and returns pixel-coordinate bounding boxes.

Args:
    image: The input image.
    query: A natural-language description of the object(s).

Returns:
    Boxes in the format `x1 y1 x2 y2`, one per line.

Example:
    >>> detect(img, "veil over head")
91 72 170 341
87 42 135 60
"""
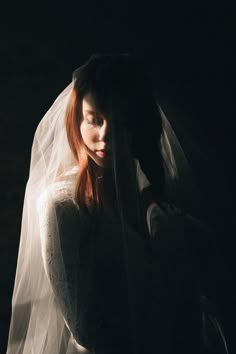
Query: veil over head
7 54 205 354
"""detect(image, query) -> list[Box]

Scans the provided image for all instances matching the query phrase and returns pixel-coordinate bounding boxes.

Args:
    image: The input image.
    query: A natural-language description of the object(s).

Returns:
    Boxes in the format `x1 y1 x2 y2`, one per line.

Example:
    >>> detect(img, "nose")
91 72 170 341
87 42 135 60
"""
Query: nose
98 119 110 142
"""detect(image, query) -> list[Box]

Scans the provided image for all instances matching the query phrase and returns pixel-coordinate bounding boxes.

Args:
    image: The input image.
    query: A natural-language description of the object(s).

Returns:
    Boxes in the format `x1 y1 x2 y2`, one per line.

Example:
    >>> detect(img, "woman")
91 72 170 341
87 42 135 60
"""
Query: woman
7 54 213 354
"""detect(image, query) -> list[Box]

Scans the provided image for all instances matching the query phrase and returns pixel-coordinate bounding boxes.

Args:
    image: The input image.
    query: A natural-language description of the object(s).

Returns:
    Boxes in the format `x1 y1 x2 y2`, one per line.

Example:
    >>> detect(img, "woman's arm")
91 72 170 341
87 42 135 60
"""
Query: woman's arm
37 183 92 353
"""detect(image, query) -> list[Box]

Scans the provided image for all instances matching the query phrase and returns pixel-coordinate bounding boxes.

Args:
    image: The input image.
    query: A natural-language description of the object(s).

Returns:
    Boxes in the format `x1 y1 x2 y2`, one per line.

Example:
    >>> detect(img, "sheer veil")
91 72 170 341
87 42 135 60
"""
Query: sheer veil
7 71 205 354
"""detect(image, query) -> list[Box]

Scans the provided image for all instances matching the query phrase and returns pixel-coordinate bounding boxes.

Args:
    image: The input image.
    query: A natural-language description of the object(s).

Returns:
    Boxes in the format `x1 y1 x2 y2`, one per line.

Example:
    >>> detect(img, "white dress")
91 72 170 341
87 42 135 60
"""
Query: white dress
37 170 207 354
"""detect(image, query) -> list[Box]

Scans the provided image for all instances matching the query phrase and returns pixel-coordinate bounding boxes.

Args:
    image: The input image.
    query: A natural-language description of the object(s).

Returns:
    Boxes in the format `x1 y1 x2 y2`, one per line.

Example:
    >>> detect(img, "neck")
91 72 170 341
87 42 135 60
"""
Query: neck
88 158 140 227
88 159 113 189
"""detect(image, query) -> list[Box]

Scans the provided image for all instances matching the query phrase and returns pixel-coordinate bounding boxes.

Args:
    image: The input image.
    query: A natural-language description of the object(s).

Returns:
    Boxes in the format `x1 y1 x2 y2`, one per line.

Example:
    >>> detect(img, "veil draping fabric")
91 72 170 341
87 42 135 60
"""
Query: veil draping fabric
7 81 205 354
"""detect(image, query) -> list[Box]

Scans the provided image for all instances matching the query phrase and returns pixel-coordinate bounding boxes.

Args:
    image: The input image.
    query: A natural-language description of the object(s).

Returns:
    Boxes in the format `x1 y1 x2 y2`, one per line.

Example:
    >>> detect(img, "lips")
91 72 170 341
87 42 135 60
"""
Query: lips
96 149 111 158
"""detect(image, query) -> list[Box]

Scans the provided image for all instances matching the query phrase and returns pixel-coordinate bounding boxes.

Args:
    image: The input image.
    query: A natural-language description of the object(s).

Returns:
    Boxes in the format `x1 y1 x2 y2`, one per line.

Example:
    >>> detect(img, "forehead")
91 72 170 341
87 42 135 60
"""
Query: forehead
82 93 97 113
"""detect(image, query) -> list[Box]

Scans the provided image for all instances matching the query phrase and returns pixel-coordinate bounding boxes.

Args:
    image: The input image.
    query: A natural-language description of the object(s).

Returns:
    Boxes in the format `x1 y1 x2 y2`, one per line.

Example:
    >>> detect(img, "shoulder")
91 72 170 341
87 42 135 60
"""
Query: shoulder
36 167 83 249
37 166 79 214
36 169 91 258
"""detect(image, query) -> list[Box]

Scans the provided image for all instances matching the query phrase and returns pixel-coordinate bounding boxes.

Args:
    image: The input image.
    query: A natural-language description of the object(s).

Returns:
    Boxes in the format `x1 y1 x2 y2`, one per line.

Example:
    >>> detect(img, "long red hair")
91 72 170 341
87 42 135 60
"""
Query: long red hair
65 87 99 211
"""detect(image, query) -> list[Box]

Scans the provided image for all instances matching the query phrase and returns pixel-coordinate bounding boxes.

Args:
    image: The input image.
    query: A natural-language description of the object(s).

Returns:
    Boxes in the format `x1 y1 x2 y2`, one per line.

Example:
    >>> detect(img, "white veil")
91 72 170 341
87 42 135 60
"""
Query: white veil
7 67 204 354
7 83 76 354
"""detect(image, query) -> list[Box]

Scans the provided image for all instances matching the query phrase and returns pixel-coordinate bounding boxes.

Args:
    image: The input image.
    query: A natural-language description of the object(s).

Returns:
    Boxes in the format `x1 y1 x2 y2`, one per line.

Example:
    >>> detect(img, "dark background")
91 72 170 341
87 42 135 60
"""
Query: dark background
1 2 235 353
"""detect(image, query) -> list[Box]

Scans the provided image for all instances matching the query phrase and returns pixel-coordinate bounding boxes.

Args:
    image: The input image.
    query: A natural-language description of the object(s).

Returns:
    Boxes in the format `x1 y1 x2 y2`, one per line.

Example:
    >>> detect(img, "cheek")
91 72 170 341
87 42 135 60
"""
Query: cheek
80 122 96 147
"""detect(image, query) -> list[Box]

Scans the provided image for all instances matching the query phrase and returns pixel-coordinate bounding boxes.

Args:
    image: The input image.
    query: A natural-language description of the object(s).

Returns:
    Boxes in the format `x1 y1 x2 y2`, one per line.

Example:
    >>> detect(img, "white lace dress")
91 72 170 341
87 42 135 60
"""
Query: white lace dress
37 173 208 354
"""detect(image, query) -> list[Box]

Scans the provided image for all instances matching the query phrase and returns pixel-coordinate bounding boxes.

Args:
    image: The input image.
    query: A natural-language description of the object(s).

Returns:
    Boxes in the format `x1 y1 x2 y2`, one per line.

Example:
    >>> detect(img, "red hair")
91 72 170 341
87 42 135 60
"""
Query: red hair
65 87 99 211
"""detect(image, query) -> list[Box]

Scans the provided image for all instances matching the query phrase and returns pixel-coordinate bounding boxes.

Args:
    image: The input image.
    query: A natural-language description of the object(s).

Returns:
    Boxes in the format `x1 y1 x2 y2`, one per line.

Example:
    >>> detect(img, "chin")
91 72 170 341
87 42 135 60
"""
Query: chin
96 159 113 169
87 150 113 169
91 156 113 169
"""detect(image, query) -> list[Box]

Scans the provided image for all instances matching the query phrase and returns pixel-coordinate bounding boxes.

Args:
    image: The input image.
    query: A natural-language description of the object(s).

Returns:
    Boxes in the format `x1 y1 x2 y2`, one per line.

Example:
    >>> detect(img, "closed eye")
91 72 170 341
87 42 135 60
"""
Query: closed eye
85 114 97 125
85 114 104 126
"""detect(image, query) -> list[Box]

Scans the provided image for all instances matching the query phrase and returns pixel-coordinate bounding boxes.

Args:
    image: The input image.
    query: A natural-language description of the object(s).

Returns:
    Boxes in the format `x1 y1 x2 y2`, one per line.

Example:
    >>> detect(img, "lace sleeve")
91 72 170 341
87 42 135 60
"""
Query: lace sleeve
37 182 91 351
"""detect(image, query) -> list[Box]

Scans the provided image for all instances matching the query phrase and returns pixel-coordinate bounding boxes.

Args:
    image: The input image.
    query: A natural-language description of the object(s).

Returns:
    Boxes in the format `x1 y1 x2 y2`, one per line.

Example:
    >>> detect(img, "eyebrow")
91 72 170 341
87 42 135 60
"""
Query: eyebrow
84 109 96 115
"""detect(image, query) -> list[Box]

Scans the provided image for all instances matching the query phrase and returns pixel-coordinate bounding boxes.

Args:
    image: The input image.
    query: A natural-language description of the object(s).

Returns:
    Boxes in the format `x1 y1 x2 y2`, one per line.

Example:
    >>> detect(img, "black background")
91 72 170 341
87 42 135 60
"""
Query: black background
1 2 235 353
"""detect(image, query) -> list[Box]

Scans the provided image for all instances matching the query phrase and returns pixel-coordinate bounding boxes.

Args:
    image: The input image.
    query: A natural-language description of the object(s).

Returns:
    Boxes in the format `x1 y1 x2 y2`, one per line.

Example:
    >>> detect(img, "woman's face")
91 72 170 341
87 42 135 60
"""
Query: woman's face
80 94 113 168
